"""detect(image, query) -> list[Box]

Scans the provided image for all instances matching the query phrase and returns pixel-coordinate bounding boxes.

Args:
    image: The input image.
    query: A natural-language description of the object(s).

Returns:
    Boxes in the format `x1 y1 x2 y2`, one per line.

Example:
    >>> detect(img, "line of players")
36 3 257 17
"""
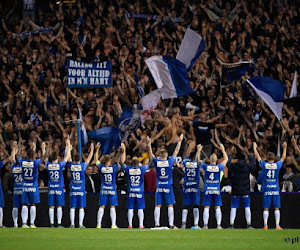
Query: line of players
0 135 287 229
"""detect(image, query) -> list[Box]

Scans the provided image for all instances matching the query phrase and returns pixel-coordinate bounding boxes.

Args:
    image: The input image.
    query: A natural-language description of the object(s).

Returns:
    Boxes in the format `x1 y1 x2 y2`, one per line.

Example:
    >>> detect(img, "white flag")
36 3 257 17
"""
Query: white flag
290 71 298 98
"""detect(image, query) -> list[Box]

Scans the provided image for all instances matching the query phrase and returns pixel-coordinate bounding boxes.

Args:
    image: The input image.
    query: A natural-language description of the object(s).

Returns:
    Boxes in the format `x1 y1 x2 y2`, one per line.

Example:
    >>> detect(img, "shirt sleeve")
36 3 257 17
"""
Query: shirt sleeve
60 161 67 170
276 161 283 169
218 163 225 171
82 162 88 171
169 156 175 167
113 164 119 172
35 158 42 167
259 160 265 169
122 164 129 174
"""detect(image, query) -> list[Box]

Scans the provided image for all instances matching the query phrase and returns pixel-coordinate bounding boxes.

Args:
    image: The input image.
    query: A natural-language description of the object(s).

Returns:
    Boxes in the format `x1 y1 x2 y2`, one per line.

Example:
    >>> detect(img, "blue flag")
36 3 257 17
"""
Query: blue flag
87 126 121 154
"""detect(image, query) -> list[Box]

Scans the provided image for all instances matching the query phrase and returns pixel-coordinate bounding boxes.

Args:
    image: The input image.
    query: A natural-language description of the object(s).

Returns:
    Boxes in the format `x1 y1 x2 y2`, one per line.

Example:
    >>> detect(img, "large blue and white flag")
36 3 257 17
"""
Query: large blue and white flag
176 28 205 70
246 77 286 120
87 126 121 154
145 56 194 99
78 109 88 146
290 71 298 98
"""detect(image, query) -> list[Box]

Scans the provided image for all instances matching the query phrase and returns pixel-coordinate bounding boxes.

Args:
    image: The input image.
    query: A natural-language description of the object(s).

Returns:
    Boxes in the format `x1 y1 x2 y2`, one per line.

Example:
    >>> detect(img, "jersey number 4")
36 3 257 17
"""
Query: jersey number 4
209 173 214 180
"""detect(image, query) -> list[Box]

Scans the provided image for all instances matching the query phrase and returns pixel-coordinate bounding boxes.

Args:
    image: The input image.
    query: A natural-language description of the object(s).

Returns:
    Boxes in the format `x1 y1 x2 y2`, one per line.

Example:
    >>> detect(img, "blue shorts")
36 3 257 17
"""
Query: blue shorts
263 194 281 209
13 194 22 207
48 189 65 207
155 186 175 205
0 187 4 207
183 188 200 206
69 193 86 208
202 193 222 207
22 188 40 204
231 195 250 208
99 191 118 207
127 193 145 209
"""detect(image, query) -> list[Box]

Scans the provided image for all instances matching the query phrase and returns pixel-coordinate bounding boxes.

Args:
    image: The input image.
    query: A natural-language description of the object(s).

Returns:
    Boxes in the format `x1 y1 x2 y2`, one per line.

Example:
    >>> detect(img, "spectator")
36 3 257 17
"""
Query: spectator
281 166 298 192
144 165 156 193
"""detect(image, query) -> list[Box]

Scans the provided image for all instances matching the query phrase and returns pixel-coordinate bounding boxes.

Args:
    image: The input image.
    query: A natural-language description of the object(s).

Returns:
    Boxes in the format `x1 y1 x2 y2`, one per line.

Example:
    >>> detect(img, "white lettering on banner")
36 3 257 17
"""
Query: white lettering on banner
68 69 86 77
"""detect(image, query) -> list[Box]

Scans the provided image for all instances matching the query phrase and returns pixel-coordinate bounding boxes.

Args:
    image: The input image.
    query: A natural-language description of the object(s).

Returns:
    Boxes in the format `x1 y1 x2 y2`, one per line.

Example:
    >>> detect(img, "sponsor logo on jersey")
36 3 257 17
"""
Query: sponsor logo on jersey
49 190 63 195
207 165 219 172
265 191 279 195
70 191 84 196
71 165 82 171
157 161 169 167
129 193 143 198
129 168 141 175
186 162 197 168
184 188 198 193
101 167 113 173
48 164 60 170
23 187 37 192
157 188 171 193
101 190 116 195
22 161 34 168
265 163 277 170
12 167 22 173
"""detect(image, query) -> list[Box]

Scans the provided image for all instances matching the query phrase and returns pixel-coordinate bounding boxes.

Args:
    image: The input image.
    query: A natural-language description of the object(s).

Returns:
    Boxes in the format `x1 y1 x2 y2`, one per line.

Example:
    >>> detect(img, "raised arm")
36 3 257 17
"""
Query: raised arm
292 137 300 156
63 139 71 162
253 142 261 162
85 143 94 165
195 144 203 164
280 142 287 162
220 144 228 166
172 134 184 158
120 143 126 165
147 136 155 161
92 142 101 164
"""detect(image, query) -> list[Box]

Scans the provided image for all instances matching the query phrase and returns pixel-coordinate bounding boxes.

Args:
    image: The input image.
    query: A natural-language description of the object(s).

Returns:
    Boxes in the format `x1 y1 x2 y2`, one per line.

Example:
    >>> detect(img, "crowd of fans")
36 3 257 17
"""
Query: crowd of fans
0 0 300 194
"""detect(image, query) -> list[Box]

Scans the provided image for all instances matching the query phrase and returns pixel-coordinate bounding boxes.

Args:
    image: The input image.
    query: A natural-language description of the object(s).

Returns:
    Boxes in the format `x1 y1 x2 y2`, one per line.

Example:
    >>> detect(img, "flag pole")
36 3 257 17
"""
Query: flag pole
76 119 82 163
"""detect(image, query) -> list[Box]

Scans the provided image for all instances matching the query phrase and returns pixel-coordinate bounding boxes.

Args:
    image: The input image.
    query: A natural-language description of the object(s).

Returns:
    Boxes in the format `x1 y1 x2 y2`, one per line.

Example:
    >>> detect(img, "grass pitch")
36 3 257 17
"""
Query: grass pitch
0 228 299 249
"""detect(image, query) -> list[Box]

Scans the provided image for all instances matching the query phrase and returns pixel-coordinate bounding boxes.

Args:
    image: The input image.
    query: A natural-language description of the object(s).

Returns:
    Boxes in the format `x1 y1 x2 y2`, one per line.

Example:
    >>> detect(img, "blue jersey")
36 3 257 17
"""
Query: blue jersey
11 164 23 194
69 162 88 192
46 161 66 190
98 164 118 192
153 156 175 187
0 161 4 186
259 160 282 194
123 164 148 193
183 158 200 188
19 158 41 188
201 163 224 195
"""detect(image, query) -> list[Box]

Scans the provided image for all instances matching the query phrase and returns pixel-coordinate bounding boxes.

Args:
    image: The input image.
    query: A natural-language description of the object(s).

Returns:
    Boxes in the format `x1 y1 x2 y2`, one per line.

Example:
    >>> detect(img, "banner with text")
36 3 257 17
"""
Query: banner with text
67 59 112 88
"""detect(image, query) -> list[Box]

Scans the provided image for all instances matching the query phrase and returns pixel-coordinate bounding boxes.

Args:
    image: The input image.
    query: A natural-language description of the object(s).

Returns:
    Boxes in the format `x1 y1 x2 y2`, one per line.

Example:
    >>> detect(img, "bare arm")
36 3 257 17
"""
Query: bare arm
120 143 126 165
173 134 184 158
280 142 287 162
220 144 228 166
147 136 155 161
85 143 94 165
253 142 261 162
195 144 203 164
292 137 300 156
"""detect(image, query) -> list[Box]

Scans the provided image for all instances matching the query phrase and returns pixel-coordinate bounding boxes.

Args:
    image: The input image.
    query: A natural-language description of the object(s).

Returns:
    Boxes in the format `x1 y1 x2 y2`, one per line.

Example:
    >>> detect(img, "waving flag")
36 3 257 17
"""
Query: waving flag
176 28 205 70
87 126 121 154
78 109 88 146
145 56 194 99
246 77 286 120
290 71 298 98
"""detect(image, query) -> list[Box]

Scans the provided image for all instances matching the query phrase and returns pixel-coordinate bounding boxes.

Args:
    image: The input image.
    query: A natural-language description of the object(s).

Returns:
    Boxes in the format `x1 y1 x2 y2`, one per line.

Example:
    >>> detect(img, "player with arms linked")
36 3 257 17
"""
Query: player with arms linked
46 139 71 228
95 143 121 229
120 143 149 229
201 144 228 229
19 141 48 228
69 142 94 228
147 134 184 229
181 144 203 230
253 141 287 230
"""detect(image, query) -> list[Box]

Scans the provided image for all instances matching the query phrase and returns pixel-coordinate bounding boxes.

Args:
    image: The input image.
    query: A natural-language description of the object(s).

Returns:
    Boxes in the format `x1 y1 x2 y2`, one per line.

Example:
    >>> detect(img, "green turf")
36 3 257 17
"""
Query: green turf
0 228 300 249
